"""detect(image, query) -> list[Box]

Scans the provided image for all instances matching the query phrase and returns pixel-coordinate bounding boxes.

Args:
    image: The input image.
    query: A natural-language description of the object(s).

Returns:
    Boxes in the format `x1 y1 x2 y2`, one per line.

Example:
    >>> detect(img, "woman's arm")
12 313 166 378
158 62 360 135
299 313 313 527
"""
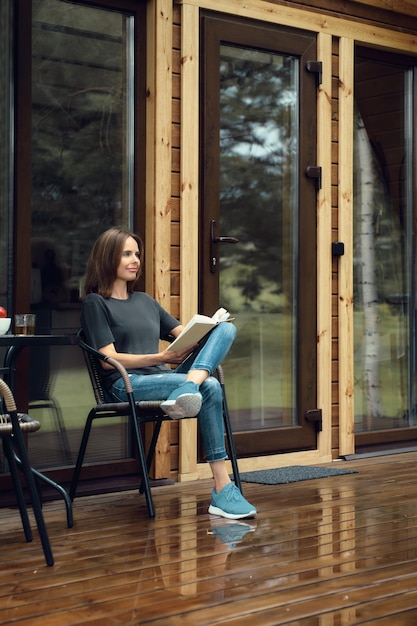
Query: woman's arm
169 324 183 338
98 323 196 369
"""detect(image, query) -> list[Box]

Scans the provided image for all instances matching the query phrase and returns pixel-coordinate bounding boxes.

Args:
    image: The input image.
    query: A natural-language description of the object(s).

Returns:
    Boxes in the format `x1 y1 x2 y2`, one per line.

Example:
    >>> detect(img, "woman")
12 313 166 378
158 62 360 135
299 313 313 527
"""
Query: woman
81 227 256 520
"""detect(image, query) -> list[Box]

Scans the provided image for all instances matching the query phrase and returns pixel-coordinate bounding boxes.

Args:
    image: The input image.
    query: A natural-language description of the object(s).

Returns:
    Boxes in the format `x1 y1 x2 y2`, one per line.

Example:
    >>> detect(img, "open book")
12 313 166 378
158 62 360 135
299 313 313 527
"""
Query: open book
167 307 232 351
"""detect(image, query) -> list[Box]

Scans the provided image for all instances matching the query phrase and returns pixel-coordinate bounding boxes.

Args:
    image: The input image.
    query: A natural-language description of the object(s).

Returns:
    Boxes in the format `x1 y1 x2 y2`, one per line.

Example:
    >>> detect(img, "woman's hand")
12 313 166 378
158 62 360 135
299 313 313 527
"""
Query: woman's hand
161 344 197 365
98 334 197 369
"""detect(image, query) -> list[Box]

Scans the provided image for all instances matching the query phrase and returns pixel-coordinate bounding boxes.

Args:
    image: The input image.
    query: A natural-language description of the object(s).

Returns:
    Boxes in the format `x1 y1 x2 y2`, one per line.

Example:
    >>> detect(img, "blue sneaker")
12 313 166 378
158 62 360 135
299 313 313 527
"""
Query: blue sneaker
208 483 257 519
160 382 202 419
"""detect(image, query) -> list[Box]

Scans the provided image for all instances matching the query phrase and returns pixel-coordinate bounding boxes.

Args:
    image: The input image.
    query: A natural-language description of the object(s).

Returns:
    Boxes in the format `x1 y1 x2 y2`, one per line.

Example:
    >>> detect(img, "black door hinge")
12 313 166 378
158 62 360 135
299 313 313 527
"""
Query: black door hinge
306 60 322 86
305 408 322 433
305 165 322 190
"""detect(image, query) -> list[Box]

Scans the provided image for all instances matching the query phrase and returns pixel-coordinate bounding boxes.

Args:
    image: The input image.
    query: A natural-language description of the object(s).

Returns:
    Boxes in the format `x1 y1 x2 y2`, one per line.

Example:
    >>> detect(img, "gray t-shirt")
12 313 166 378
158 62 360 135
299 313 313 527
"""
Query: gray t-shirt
81 292 179 385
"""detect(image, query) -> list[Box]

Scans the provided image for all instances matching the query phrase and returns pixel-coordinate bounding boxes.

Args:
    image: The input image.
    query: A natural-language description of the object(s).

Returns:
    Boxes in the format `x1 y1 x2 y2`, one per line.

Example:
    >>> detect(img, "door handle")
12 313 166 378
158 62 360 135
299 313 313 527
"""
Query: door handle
210 220 239 273
214 236 239 243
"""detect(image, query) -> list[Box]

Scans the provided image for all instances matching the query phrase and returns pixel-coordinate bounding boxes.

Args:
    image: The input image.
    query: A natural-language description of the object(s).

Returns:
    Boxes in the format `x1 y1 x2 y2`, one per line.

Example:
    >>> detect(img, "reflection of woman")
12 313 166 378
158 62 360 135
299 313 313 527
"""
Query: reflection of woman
81 227 256 520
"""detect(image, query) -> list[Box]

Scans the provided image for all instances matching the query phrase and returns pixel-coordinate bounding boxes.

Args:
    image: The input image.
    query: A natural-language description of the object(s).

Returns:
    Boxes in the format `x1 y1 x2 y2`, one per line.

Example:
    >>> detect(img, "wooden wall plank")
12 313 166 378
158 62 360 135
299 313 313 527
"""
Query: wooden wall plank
338 37 355 456
177 2 200 481
179 4 199 327
146 0 173 307
146 0 174 478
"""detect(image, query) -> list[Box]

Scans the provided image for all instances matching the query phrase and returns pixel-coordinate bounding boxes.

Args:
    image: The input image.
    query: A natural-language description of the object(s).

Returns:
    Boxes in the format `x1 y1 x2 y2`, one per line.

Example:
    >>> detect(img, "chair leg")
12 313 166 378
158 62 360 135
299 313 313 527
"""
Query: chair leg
10 425 54 566
2 437 33 542
139 419 163 495
13 452 73 528
129 399 155 518
221 384 242 493
69 411 94 501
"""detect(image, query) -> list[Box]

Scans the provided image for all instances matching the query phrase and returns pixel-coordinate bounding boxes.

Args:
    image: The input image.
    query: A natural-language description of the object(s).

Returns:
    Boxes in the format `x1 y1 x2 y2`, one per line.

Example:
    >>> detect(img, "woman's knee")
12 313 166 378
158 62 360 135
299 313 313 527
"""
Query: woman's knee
218 321 237 342
201 376 222 402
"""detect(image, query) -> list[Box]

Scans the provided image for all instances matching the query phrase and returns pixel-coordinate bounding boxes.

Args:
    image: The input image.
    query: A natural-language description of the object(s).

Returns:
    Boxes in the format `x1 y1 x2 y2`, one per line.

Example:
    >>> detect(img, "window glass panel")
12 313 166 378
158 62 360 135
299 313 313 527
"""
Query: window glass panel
31 0 134 307
354 58 412 431
28 0 136 468
219 44 299 430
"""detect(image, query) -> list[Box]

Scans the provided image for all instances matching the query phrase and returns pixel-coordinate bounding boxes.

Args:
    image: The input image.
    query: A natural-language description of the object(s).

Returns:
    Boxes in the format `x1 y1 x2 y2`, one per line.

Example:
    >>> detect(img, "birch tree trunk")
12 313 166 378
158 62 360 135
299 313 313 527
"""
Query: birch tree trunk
354 109 383 418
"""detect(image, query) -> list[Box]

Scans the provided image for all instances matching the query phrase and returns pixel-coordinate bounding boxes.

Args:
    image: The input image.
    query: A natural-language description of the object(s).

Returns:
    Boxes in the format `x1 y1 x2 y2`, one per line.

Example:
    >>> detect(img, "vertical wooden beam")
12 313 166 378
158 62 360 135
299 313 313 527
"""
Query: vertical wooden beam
179 4 199 324
146 0 173 478
316 32 333 462
146 0 172 308
338 37 355 456
178 2 200 481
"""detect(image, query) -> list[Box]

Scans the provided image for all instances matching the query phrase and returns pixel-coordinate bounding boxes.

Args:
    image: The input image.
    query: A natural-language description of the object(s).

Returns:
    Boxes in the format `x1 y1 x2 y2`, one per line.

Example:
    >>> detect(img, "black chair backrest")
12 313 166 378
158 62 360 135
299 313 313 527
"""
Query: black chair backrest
85 349 111 404
78 330 114 404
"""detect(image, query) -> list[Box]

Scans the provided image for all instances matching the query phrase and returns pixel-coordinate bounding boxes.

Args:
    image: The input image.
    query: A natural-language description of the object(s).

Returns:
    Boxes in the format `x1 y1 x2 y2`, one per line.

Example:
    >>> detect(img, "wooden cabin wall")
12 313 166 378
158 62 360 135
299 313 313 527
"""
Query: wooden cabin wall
165 0 417 475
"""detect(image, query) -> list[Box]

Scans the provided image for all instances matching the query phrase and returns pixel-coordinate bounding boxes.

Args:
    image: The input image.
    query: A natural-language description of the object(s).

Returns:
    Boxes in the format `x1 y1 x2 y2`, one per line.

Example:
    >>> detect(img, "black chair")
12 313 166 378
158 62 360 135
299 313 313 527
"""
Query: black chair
0 378 54 566
70 330 242 518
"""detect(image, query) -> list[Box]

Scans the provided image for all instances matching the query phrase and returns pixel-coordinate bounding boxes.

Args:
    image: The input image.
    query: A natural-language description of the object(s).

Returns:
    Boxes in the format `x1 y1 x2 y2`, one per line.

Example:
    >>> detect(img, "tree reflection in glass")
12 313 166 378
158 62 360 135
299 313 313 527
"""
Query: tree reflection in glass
219 45 298 429
31 0 134 306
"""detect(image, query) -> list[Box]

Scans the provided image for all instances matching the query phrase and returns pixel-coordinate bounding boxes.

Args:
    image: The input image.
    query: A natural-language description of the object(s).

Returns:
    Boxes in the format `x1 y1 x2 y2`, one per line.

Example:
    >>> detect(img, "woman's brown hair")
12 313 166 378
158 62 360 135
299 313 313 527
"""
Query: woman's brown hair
83 227 144 298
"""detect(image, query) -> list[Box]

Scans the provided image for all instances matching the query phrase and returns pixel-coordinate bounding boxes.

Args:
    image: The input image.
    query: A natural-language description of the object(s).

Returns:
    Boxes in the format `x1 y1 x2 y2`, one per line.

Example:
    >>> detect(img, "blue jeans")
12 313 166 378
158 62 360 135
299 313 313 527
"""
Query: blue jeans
111 322 237 462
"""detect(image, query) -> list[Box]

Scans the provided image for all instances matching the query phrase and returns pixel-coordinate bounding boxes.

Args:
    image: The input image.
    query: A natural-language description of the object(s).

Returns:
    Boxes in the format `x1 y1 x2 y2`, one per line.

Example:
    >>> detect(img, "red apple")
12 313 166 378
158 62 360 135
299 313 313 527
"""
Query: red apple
0 306 7 318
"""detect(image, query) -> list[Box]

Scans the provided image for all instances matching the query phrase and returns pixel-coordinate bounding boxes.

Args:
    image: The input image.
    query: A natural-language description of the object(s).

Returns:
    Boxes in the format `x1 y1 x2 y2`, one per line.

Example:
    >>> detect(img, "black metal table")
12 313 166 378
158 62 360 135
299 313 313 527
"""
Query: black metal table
0 334 79 530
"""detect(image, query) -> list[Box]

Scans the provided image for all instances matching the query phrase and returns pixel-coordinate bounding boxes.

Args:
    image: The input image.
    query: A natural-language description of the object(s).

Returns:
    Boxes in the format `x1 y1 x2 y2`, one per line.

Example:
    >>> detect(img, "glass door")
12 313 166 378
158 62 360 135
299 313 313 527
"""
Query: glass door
200 14 318 456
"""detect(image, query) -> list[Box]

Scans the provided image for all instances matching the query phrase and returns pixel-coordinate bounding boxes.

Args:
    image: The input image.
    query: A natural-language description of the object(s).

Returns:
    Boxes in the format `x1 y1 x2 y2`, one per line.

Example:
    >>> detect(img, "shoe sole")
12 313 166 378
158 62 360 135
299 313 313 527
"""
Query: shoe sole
208 504 257 520
161 392 202 420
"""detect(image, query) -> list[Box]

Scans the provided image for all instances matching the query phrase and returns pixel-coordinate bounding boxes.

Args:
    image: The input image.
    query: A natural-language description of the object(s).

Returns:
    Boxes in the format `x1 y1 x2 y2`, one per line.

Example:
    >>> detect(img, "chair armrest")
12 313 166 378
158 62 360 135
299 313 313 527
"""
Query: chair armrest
77 331 133 394
0 378 17 413
215 364 225 385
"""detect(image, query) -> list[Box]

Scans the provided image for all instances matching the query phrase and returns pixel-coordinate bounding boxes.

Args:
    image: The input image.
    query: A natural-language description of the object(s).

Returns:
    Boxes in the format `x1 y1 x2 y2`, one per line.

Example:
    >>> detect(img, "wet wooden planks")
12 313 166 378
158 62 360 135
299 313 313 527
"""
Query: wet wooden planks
1 452 417 624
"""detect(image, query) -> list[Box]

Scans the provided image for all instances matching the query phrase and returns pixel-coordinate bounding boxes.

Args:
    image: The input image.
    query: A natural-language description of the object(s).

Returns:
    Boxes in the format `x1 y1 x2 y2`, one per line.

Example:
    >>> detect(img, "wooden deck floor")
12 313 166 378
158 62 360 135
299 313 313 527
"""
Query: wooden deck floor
2 452 417 625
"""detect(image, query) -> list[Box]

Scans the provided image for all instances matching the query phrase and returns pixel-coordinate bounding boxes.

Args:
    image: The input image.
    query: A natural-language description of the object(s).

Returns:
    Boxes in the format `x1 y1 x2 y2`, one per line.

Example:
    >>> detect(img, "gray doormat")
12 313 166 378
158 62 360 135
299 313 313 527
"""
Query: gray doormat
238 465 358 485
